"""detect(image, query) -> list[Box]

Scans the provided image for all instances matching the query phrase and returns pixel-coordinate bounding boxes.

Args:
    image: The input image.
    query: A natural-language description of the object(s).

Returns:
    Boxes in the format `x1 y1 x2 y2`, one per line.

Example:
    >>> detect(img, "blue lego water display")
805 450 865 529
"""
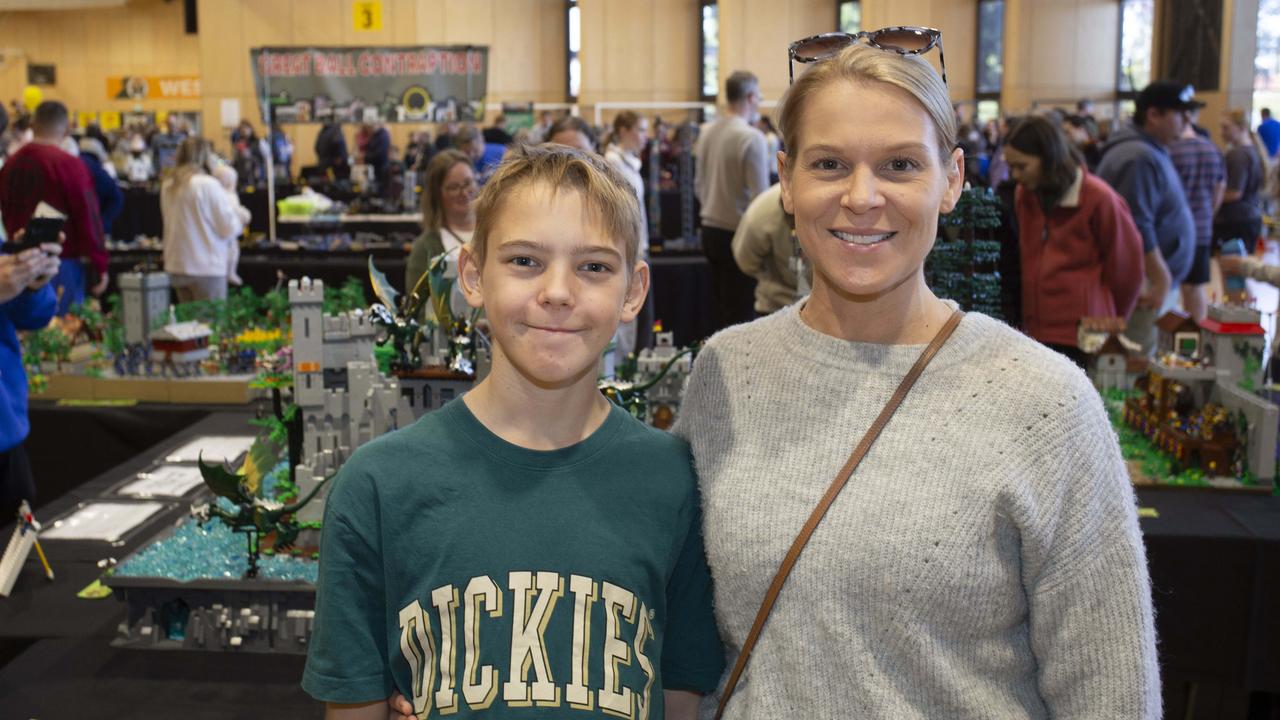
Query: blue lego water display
115 461 318 583
113 510 318 583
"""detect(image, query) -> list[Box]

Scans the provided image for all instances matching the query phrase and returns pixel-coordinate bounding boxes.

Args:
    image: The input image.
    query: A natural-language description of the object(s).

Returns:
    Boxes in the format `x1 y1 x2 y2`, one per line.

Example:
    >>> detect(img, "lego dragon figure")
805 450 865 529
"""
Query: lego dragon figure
368 254 479 375
192 456 328 578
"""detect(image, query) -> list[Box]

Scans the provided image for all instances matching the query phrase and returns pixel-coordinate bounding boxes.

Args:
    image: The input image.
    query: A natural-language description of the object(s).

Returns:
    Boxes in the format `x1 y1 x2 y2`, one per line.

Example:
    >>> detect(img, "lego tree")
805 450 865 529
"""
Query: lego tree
928 186 1004 319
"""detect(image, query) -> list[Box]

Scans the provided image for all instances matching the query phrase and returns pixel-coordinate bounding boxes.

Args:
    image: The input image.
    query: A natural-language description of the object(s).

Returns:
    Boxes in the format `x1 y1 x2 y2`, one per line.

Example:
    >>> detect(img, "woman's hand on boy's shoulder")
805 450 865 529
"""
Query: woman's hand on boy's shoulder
386 692 413 720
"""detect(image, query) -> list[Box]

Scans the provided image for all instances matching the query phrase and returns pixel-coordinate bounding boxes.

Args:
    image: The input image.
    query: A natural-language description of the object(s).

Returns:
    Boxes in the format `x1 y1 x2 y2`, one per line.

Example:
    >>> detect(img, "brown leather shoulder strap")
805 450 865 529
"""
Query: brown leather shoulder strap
713 309 964 719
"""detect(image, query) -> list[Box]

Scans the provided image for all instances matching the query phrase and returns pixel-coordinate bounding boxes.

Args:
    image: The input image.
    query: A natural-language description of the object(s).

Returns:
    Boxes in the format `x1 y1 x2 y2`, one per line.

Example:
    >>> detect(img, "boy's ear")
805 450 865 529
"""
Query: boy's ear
457 245 485 309
620 260 651 324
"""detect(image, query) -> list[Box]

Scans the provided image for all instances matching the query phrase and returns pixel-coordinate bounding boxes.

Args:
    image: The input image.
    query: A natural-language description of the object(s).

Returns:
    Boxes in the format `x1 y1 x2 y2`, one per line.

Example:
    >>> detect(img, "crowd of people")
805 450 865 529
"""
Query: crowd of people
331 35 1163 720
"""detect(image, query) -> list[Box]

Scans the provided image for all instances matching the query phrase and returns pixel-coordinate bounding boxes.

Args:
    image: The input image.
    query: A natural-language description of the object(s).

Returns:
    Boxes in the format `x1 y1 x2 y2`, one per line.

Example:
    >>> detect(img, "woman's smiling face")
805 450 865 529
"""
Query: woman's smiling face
780 78 963 303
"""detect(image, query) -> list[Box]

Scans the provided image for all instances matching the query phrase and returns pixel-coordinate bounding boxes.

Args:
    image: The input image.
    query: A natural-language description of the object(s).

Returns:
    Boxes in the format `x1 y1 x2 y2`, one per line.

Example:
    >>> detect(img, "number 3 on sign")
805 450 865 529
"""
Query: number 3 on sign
353 0 383 31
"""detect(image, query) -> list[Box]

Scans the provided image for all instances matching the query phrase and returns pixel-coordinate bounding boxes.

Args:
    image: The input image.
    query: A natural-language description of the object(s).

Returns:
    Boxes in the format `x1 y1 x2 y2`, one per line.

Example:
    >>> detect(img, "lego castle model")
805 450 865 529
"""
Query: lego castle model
1092 304 1279 483
288 278 417 524
632 331 692 429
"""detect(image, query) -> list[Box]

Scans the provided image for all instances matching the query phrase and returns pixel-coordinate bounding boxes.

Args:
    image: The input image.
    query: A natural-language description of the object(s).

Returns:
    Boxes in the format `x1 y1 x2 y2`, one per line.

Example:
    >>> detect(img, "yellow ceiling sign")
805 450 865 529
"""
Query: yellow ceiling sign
353 1 383 31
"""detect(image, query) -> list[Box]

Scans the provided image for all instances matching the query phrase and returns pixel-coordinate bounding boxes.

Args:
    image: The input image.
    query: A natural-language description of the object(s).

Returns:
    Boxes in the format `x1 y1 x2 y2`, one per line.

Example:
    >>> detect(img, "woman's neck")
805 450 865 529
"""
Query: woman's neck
462 355 611 451
443 210 475 234
800 271 953 344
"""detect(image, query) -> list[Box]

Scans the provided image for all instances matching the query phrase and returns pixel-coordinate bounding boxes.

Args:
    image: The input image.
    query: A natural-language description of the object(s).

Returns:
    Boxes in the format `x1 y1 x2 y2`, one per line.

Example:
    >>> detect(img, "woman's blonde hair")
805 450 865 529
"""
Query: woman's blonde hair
471 144 642 270
163 136 213 200
1226 108 1272 178
777 43 957 168
420 149 473 232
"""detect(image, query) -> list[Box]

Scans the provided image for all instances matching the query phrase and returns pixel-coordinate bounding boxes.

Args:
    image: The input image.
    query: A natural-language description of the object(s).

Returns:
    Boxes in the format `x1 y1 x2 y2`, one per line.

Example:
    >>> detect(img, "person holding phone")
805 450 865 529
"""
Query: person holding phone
0 101 108 315
0 230 61 521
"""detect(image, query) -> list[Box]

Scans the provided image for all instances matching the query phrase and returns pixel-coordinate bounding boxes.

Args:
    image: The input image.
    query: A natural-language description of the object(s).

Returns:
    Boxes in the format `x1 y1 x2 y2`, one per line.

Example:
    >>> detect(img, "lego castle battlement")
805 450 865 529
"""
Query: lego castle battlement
322 310 375 341
287 277 324 304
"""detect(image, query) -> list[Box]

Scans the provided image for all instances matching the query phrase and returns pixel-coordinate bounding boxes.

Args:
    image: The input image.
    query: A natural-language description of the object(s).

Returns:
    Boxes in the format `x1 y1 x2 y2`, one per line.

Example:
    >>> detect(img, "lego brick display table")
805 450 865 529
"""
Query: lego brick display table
0 410 319 718
13 411 1273 716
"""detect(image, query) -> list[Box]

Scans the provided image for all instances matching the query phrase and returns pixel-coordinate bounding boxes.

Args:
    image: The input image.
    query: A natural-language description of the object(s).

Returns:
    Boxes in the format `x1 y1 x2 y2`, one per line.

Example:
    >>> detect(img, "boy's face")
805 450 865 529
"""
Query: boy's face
459 183 649 390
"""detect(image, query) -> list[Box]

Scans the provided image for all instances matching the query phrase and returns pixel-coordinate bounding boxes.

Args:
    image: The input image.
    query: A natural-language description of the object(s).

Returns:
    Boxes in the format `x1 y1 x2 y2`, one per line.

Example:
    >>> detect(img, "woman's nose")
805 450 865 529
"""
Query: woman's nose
840 166 884 214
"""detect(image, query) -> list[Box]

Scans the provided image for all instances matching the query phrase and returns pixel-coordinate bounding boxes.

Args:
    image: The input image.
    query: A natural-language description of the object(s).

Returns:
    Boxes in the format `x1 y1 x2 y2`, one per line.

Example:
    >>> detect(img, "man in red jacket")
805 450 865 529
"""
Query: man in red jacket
0 101 108 314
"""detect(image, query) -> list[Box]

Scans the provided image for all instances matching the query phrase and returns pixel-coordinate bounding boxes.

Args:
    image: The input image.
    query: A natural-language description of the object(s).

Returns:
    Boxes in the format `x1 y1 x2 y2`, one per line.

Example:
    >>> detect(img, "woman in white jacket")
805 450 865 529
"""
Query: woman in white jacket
161 137 245 302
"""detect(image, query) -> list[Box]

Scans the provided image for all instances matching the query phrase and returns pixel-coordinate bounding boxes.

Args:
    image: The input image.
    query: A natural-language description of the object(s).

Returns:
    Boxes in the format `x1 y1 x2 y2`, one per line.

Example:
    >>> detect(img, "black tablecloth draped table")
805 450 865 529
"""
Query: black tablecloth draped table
6 406 1276 717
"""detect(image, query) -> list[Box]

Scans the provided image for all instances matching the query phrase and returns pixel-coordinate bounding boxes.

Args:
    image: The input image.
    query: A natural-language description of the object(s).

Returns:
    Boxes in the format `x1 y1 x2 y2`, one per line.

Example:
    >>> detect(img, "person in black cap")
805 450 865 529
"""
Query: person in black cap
1096 81 1199 355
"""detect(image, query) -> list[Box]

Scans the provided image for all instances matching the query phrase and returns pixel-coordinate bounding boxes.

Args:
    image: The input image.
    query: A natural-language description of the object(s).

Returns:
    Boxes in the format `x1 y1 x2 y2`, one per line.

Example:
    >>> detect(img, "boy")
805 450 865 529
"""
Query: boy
302 145 724 719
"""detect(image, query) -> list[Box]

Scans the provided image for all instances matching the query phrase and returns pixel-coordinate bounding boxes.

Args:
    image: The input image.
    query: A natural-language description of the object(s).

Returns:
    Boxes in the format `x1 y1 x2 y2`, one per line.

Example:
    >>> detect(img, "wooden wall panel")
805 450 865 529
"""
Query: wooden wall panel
579 0 700 112
1004 0 1120 113
0 0 1262 164
0 0 201 124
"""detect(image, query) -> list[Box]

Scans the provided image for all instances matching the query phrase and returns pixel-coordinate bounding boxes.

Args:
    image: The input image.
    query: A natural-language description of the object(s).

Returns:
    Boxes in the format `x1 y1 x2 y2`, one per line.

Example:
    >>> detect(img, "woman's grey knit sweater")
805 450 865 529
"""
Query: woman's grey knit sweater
675 304 1159 719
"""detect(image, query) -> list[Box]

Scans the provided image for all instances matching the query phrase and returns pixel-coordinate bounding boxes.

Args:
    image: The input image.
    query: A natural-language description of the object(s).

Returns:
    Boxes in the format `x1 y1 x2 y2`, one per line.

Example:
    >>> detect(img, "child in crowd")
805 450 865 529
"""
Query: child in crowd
302 144 724 720
209 160 248 286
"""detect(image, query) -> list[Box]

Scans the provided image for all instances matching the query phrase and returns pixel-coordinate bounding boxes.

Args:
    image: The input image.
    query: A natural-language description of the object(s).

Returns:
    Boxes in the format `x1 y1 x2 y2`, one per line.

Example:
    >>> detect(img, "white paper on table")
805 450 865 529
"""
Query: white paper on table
165 435 254 464
41 501 166 542
117 465 206 498
220 98 240 128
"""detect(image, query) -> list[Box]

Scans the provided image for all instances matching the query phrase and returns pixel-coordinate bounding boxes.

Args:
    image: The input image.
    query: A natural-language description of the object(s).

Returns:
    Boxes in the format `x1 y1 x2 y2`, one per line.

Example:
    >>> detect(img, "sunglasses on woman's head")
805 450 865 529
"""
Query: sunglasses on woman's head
788 26 947 86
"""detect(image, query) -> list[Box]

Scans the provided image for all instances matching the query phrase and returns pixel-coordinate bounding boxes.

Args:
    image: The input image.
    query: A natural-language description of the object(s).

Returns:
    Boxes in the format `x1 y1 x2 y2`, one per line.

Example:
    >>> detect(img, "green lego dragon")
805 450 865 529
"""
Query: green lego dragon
192 455 329 578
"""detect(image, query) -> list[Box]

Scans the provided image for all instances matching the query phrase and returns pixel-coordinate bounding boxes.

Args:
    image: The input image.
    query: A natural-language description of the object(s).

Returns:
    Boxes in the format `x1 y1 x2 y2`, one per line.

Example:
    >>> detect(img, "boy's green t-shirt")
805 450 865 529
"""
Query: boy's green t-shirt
302 398 724 718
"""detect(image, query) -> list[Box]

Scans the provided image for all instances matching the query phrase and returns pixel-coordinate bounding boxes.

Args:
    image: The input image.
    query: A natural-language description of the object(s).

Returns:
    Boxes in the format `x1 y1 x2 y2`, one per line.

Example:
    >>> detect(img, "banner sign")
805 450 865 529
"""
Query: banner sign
107 75 202 100
249 46 488 124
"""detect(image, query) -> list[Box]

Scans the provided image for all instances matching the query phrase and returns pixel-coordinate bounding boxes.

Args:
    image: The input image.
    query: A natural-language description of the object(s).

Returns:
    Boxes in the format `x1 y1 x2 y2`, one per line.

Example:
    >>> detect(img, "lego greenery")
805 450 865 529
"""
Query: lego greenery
1102 390 1260 488
929 186 1004 319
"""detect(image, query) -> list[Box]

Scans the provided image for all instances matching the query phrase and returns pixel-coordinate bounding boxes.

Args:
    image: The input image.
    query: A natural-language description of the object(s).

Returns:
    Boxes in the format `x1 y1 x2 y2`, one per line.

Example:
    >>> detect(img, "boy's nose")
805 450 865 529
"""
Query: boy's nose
538 264 575 306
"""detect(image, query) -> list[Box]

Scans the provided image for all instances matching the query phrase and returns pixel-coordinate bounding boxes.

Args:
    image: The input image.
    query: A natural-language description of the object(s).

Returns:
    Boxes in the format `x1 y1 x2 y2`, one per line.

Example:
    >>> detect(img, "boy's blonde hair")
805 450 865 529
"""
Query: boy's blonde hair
471 144 642 270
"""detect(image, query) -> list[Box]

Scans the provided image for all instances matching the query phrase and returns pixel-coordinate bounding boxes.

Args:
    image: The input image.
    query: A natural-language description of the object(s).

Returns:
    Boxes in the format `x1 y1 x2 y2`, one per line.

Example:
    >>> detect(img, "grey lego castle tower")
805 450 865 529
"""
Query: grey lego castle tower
633 331 692 429
289 278 414 524
119 272 171 346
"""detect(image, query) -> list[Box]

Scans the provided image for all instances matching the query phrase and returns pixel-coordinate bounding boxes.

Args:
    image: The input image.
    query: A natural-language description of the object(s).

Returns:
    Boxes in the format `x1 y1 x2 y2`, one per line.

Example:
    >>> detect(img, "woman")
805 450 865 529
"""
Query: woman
1215 108 1267 253
231 120 267 187
675 41 1158 717
1003 115 1144 366
405 149 476 299
604 111 654 356
161 137 245 302
545 115 597 154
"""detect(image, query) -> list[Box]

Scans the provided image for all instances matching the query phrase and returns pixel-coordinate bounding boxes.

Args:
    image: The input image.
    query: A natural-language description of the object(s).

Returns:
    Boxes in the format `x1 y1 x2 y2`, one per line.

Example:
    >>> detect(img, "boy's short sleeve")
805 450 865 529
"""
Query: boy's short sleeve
661 499 726 693
301 466 393 704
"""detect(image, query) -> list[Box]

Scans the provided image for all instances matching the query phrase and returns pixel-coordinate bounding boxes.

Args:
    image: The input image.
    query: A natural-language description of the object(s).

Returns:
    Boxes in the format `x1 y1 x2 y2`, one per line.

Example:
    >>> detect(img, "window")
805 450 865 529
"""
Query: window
700 1 719 101
1254 0 1280 123
1117 0 1154 96
838 1 861 34
976 0 1005 99
566 0 581 102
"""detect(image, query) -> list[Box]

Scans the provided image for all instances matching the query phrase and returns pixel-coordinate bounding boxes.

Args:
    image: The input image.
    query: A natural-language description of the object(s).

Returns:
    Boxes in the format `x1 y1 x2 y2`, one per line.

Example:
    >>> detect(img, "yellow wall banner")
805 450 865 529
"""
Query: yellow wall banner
99 110 121 131
106 75 202 100
76 111 97 128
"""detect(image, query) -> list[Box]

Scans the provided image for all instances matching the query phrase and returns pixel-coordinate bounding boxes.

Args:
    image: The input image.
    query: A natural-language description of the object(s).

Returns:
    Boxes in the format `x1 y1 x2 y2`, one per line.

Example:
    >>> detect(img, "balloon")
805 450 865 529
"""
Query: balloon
21 85 42 112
